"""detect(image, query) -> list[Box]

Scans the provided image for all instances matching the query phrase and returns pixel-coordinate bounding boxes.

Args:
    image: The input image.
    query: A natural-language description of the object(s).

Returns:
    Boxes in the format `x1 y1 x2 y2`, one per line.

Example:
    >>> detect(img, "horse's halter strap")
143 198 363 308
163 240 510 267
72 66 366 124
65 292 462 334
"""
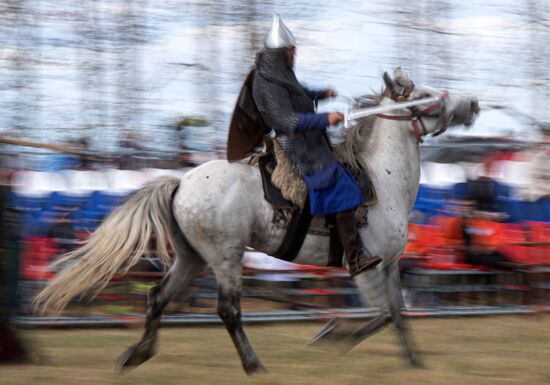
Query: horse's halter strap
377 91 449 143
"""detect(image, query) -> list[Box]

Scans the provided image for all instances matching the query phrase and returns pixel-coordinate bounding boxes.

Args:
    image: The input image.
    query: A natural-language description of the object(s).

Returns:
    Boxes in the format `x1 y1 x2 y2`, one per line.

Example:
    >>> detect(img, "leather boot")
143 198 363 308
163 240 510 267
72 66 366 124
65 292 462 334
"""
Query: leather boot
334 209 382 277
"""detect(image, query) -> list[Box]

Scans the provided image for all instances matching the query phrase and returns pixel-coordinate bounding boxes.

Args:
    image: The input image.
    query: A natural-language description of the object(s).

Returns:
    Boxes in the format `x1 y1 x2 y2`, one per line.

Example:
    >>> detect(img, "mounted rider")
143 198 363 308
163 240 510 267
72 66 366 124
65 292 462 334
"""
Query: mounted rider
228 14 381 277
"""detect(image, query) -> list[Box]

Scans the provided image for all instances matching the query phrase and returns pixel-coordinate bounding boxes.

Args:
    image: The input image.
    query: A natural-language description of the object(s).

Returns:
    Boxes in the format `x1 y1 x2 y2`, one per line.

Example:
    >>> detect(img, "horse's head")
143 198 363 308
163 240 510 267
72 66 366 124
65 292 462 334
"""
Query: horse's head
382 68 480 140
338 68 481 168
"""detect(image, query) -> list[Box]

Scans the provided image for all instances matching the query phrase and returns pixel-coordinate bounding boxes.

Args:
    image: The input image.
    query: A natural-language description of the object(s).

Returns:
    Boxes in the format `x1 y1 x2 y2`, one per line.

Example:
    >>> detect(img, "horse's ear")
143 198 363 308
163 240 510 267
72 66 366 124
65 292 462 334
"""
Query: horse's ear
394 66 404 79
383 72 393 90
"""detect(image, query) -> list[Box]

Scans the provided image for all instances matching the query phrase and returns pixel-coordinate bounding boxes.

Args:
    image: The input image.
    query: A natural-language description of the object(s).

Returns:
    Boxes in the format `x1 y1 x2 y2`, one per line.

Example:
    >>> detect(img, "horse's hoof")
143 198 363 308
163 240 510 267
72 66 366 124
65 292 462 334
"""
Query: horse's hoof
244 361 268 375
407 354 424 368
308 318 343 346
116 344 155 374
410 357 423 368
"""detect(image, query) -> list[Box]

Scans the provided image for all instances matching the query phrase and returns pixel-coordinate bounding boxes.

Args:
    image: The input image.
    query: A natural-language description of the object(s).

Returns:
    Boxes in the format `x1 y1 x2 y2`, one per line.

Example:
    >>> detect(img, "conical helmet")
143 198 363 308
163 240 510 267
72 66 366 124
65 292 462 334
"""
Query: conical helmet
263 14 296 49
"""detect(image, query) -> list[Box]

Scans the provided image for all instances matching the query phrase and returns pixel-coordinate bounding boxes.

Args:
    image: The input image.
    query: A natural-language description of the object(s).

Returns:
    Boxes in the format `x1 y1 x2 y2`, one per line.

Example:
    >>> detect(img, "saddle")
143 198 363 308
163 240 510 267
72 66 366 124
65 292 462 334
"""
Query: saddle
254 142 378 266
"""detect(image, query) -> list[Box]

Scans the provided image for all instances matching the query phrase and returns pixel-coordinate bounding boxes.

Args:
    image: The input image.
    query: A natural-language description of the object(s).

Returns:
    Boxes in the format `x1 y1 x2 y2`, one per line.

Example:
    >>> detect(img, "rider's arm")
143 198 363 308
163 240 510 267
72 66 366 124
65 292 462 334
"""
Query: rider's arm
303 87 324 110
303 87 336 102
296 113 329 133
302 87 323 103
253 76 328 135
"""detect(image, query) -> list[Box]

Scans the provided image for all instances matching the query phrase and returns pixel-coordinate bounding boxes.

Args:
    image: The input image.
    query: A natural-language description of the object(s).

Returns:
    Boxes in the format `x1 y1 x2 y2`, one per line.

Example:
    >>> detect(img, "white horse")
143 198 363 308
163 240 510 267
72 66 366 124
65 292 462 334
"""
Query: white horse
36 69 479 374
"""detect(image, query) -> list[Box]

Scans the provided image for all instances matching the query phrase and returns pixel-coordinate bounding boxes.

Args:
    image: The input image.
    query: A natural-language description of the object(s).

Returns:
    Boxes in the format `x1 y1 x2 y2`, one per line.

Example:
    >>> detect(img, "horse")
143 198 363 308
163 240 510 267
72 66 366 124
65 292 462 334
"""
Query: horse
35 68 480 374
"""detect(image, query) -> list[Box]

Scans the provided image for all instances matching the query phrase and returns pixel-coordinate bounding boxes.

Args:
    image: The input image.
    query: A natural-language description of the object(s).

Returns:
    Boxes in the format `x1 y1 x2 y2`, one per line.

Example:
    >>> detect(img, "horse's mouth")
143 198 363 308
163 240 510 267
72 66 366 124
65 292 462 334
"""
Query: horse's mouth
464 112 474 126
464 110 479 127
464 100 481 126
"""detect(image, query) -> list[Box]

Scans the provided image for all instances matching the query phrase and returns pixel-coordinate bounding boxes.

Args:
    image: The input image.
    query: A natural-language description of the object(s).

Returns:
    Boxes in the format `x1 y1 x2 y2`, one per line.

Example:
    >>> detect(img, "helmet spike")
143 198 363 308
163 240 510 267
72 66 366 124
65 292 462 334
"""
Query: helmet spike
263 13 296 49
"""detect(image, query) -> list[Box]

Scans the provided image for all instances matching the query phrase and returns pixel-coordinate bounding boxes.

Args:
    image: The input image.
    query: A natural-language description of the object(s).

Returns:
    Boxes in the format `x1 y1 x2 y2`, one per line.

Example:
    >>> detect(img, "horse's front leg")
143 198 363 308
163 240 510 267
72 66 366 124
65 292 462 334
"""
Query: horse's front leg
309 313 391 348
308 317 345 345
385 261 422 366
346 261 421 365
212 256 267 374
310 265 390 348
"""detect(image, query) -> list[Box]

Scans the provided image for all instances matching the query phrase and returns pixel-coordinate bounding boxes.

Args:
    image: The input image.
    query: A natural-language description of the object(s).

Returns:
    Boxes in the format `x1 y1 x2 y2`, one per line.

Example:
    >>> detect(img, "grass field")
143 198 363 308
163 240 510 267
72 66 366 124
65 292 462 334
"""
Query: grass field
2 315 550 385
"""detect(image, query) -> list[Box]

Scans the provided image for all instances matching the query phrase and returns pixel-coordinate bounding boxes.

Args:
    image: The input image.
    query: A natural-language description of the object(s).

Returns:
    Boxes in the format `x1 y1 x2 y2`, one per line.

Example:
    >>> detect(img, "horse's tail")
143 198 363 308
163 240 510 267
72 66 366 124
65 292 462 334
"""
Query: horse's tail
34 176 181 314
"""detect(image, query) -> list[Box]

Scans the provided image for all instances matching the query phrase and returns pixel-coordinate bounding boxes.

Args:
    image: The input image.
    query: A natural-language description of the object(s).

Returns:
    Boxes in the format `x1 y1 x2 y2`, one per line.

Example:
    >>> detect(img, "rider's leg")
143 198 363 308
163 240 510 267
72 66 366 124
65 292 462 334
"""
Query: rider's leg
334 209 382 277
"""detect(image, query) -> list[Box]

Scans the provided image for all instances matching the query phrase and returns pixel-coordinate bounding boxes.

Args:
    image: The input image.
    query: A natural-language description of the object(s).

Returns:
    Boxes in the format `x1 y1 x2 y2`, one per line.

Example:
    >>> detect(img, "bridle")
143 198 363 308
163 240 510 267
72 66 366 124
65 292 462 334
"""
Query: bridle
377 90 449 143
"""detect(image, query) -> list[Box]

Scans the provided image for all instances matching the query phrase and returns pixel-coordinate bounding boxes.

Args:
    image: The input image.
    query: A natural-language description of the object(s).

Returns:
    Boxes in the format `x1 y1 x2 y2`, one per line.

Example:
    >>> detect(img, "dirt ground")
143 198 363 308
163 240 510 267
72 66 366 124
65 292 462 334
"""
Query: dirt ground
2 315 549 385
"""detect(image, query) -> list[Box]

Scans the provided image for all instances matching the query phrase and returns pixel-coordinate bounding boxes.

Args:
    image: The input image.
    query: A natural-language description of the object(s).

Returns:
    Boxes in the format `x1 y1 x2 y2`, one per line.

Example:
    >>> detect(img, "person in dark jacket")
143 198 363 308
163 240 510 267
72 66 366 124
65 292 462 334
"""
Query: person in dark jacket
0 176 28 362
249 14 381 276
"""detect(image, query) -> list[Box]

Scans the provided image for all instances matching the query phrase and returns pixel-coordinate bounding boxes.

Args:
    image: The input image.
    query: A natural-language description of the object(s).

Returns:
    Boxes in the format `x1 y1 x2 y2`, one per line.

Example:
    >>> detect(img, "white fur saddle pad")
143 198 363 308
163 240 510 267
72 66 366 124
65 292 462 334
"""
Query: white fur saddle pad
269 140 377 235
273 204 370 236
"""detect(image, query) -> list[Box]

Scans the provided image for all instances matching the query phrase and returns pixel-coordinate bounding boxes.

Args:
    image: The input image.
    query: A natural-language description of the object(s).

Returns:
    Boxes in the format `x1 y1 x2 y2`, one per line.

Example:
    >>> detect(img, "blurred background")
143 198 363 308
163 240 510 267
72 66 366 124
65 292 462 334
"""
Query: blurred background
0 0 550 367
1 0 550 156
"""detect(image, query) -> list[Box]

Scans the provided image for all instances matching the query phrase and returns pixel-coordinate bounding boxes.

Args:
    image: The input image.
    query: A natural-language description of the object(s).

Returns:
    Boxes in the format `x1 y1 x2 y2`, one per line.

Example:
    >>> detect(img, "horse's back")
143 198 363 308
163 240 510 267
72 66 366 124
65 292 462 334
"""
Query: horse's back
173 159 407 265
173 159 267 246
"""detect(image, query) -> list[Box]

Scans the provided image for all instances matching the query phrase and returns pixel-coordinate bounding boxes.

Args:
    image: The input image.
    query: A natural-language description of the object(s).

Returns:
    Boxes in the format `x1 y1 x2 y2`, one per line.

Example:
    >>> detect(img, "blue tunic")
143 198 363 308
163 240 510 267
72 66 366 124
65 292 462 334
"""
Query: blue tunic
302 161 364 216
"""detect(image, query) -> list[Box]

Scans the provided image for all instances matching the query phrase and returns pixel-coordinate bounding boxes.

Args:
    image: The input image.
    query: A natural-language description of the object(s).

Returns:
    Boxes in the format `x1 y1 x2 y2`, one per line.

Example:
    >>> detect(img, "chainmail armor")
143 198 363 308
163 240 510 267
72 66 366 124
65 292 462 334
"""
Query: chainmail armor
252 48 335 175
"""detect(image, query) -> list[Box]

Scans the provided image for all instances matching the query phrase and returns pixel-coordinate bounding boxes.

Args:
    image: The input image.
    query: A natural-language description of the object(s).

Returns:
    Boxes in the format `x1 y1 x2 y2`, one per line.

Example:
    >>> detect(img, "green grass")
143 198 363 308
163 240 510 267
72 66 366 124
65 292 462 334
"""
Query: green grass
2 315 550 385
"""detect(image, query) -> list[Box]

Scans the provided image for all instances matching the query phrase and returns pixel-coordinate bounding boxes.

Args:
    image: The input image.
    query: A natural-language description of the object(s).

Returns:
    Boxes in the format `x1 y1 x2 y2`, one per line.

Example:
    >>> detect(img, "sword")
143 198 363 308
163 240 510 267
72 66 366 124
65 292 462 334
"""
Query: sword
343 95 441 128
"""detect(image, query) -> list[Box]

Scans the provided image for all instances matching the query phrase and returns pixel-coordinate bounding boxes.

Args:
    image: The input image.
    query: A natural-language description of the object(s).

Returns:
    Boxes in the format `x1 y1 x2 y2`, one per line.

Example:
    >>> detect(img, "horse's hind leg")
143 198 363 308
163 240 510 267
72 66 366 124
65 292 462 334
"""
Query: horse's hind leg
117 233 205 372
210 249 266 375
386 261 422 367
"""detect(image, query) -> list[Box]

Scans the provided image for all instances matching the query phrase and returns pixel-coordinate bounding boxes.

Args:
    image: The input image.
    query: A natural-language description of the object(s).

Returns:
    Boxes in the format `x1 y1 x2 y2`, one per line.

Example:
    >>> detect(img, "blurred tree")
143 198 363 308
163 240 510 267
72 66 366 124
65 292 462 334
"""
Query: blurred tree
115 0 146 138
5 0 34 133
395 0 453 87
527 0 550 124
76 0 106 134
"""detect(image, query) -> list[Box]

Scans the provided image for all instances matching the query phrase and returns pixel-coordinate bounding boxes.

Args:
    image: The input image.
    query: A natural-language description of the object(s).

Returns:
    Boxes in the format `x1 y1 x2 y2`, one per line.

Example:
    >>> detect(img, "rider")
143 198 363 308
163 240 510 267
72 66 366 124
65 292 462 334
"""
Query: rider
235 14 381 277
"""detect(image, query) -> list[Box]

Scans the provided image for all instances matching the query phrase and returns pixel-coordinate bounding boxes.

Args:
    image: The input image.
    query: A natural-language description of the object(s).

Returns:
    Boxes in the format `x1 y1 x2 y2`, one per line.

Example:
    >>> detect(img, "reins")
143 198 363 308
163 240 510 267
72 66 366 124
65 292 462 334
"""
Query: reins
376 91 449 143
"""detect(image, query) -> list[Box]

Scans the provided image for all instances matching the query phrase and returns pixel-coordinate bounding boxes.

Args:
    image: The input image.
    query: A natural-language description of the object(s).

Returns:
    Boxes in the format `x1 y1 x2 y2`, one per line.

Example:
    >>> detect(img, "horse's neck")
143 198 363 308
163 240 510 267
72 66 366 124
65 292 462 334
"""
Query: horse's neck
358 114 421 210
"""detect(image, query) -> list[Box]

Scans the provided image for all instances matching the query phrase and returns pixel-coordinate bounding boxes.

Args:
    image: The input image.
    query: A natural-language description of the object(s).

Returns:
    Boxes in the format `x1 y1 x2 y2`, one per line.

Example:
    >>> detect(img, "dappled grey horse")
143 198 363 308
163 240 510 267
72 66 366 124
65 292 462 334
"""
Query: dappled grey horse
36 69 479 374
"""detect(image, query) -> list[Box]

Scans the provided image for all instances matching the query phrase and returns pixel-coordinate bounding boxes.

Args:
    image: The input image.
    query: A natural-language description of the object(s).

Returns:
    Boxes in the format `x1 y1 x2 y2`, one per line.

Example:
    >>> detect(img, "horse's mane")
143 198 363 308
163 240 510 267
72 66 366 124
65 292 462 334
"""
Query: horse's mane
334 91 384 170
